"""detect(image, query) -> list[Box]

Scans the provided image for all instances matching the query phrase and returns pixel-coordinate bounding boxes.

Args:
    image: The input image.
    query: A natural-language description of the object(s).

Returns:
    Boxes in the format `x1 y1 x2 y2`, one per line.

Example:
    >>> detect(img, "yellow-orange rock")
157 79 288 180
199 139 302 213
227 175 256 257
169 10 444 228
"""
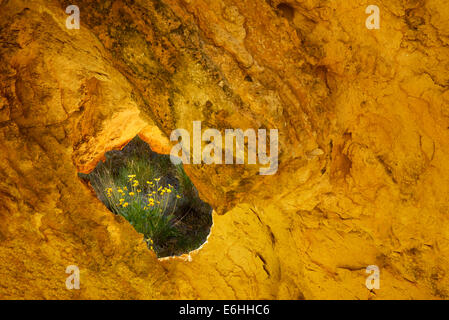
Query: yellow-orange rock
0 0 448 299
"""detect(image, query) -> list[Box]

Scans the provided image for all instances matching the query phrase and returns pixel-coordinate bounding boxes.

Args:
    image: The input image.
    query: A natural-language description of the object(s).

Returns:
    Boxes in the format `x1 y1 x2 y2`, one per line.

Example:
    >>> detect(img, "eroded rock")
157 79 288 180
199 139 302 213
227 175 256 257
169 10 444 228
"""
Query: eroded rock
0 0 448 299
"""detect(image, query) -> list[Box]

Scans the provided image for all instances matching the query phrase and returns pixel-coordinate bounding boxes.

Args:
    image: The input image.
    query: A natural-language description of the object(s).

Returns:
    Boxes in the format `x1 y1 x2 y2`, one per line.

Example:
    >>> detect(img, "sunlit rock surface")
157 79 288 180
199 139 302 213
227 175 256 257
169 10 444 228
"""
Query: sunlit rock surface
0 0 448 299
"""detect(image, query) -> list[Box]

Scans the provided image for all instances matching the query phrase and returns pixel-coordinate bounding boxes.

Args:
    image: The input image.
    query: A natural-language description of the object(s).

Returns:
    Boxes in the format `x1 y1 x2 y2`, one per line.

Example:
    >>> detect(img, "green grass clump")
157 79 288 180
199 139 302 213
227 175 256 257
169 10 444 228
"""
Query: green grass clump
105 175 181 248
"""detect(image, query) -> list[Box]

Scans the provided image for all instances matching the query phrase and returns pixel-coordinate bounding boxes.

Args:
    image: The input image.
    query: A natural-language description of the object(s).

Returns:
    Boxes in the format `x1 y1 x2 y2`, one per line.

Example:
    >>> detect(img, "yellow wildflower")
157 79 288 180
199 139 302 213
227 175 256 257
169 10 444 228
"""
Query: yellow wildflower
123 202 129 208
129 192 135 196
176 195 181 199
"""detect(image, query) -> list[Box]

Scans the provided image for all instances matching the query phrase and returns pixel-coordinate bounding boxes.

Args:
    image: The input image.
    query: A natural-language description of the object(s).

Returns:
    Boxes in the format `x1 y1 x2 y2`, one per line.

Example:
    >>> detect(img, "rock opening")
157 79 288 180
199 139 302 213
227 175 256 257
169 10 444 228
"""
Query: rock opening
276 3 295 21
79 136 213 258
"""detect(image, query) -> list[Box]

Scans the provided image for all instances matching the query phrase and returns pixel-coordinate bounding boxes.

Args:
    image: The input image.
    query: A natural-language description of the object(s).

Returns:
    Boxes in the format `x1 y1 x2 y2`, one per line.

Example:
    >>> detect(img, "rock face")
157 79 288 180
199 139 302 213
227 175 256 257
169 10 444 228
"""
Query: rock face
0 0 448 299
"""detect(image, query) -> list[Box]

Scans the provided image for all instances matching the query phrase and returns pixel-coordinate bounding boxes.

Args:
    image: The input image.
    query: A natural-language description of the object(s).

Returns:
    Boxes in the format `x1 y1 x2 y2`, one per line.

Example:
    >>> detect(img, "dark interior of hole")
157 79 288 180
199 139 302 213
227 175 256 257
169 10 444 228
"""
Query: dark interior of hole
277 3 295 21
78 136 213 258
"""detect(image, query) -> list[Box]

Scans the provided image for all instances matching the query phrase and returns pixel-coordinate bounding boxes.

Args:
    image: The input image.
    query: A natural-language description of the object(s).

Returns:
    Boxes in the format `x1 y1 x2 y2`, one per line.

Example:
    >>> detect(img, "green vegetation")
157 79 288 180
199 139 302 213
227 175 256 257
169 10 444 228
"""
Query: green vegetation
79 136 212 257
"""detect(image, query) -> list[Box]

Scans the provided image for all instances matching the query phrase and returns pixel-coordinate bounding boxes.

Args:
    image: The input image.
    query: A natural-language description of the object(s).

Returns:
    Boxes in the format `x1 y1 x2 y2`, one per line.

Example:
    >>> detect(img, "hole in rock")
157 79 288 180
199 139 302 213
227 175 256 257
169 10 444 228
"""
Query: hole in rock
276 3 295 21
79 136 213 258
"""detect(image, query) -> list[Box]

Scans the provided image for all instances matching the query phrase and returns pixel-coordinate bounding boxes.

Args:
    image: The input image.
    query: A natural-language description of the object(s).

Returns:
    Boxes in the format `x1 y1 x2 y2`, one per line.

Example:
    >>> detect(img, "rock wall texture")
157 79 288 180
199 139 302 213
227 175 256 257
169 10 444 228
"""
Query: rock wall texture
0 0 448 299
